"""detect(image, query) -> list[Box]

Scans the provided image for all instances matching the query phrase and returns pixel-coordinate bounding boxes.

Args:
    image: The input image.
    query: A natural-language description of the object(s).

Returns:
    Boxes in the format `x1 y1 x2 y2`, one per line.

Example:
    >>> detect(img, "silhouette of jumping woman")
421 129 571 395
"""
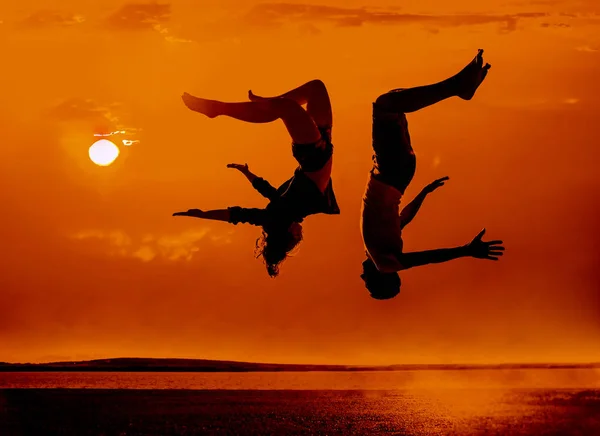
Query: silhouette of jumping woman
174 80 340 277
361 49 505 300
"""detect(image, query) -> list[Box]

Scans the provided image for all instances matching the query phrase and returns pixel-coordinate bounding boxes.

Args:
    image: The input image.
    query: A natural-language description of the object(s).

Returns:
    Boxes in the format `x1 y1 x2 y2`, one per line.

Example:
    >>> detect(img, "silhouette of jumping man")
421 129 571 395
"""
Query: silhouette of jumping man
174 80 340 277
361 49 504 300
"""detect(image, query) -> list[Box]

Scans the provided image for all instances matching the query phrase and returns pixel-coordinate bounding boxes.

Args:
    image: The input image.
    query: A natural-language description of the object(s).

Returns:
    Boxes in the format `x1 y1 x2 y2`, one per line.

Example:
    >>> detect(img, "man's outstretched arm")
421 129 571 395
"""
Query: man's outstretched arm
399 177 448 229
397 229 504 270
227 163 279 200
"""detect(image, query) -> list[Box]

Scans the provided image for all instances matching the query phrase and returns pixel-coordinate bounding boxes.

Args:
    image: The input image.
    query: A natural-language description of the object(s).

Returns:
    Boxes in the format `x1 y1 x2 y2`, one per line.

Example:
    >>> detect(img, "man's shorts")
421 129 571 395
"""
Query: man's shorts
370 103 416 194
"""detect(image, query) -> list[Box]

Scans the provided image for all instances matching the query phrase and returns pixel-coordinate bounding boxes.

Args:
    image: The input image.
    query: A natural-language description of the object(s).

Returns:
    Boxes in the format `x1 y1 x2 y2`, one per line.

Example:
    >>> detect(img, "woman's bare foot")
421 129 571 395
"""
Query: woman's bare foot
181 92 220 118
248 90 269 102
455 49 491 100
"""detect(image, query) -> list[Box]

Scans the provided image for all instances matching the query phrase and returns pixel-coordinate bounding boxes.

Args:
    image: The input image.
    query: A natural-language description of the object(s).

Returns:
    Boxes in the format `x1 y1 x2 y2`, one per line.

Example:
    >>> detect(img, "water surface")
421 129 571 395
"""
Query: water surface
2 368 599 390
2 370 600 435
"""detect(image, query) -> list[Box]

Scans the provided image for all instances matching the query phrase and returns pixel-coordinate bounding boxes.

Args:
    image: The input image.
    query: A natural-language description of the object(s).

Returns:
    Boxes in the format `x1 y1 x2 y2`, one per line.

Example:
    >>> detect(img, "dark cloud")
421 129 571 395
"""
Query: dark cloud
244 3 548 32
526 0 562 4
20 10 85 28
576 46 598 52
106 2 170 30
504 0 562 6
540 22 571 27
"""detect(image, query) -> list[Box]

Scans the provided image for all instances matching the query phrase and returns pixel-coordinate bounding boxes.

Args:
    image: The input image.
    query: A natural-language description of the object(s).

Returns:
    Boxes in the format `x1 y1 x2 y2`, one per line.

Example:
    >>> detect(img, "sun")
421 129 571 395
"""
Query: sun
89 139 120 166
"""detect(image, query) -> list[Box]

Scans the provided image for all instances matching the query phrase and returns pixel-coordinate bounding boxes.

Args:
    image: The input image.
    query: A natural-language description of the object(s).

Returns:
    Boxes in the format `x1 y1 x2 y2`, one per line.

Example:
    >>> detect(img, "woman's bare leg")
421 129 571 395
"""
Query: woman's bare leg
375 49 491 113
248 79 333 130
181 93 321 145
246 80 335 193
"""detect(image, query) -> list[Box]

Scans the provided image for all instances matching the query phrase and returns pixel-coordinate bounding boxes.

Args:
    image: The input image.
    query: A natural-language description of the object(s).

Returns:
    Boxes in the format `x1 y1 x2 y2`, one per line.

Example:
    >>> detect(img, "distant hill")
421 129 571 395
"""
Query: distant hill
1 358 600 372
1 358 357 372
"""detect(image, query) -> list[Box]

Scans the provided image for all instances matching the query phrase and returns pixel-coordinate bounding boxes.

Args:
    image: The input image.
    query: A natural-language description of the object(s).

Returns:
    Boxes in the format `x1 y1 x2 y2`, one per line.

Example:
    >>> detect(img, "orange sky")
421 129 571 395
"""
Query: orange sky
1 0 599 365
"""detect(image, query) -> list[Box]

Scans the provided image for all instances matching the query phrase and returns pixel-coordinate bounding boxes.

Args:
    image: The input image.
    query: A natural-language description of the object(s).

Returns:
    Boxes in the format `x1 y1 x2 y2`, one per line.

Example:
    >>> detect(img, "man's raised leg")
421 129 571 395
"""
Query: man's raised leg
375 49 490 113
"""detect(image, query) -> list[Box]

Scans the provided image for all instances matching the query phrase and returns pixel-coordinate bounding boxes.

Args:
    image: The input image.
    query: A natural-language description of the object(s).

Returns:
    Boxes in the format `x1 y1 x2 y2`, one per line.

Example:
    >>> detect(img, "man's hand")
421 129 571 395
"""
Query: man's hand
227 163 249 173
465 229 504 260
422 176 449 195
173 209 204 218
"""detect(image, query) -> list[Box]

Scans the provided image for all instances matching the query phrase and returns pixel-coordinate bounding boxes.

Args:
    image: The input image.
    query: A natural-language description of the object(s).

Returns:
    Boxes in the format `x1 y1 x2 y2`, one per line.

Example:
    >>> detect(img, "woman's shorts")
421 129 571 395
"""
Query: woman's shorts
292 126 333 172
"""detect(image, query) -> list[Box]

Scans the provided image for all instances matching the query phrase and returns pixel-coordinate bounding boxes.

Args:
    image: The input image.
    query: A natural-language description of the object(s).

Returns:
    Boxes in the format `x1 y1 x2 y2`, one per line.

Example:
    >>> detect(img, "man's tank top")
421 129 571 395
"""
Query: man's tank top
360 174 405 272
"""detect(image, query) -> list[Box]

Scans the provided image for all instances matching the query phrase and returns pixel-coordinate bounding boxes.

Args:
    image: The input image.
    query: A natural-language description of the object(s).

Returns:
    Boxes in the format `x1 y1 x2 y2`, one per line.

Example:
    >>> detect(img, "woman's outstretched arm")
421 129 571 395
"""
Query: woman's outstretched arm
173 208 231 221
173 207 267 227
227 163 279 200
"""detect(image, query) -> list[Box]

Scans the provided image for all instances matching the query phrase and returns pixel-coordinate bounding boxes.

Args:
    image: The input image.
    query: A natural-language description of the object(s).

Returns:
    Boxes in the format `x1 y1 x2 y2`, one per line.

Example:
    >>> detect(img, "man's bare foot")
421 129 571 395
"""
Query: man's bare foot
181 92 220 118
455 49 491 100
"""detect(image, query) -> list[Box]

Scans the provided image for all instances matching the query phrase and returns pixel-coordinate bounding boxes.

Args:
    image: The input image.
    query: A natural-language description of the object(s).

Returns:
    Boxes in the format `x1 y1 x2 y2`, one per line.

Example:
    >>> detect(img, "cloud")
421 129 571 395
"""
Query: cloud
48 98 121 124
506 0 562 4
20 10 85 28
106 2 171 30
540 22 570 27
153 23 193 43
244 3 549 33
14 3 189 43
576 46 598 52
486 97 586 111
48 98 140 142
132 246 157 262
104 3 191 43
70 228 232 262
556 12 600 26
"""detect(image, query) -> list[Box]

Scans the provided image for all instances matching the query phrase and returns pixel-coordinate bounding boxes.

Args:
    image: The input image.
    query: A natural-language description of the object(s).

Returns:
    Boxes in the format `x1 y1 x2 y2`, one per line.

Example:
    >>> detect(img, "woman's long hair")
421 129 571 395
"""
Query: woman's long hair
254 222 303 277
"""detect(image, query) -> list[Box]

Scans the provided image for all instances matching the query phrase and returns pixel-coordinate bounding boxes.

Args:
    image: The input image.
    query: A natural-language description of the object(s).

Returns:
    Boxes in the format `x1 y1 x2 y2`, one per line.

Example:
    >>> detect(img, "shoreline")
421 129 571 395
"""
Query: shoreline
2 361 600 373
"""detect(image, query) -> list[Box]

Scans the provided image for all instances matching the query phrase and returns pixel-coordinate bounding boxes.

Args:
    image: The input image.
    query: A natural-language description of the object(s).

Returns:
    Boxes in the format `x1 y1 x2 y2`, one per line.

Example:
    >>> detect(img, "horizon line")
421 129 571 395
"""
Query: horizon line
2 357 600 369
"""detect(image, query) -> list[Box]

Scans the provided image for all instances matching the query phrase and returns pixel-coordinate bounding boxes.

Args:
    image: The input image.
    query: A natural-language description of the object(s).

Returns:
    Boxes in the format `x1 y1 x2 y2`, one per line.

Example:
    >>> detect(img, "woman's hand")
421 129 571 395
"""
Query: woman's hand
173 209 204 218
227 163 249 173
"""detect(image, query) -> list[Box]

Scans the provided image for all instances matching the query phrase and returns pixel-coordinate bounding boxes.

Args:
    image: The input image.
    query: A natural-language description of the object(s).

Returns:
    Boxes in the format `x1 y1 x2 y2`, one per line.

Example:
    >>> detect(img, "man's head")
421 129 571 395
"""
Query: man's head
360 258 401 300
